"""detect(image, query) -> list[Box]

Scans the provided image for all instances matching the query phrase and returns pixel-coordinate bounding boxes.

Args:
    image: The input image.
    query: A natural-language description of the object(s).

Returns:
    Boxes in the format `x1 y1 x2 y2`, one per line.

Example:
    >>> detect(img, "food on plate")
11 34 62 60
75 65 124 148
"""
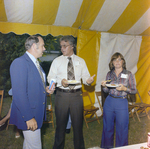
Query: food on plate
105 84 120 87
140 147 149 149
68 80 77 83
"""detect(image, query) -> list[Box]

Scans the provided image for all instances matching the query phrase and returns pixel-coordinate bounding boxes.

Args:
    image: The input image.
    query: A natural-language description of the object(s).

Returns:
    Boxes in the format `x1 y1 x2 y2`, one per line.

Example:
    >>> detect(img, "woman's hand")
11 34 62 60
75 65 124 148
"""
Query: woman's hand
101 81 107 87
116 84 127 91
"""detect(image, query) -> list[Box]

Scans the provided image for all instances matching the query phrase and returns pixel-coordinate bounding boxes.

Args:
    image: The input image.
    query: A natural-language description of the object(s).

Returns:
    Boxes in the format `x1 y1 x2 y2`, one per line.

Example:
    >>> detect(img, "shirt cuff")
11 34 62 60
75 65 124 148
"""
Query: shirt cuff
126 88 131 93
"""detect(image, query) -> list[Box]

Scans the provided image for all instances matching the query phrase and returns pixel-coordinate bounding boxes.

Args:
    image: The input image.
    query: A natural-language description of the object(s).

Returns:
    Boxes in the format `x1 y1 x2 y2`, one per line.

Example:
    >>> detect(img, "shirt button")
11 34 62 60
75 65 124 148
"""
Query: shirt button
22 116 24 118
43 102 45 104
43 91 45 94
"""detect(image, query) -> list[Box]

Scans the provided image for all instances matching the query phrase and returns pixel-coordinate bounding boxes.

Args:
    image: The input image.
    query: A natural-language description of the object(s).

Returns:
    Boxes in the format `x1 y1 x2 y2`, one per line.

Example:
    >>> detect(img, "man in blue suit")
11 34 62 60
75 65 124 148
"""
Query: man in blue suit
10 35 54 149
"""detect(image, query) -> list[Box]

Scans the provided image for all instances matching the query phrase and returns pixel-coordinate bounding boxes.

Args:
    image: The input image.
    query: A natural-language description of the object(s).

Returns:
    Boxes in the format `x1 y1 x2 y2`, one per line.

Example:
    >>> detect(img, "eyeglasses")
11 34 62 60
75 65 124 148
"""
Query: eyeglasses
60 45 70 48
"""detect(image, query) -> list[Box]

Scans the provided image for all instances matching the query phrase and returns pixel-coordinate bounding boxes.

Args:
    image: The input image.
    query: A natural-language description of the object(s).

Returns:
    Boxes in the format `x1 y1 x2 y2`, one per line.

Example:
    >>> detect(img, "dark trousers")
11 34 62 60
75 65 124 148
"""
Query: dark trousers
53 90 85 149
101 95 129 149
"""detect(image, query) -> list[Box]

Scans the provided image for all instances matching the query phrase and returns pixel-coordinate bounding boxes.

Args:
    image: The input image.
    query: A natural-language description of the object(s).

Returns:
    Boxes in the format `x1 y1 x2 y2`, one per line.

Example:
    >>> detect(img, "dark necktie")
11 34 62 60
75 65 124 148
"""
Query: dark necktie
67 57 75 89
36 60 45 89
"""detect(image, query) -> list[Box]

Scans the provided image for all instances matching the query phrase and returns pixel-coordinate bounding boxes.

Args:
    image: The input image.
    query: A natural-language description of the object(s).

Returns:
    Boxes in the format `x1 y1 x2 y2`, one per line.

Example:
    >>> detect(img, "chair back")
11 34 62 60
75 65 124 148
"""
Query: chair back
82 92 93 106
0 90 4 116
127 94 136 103
128 90 144 103
136 90 143 103
128 89 150 122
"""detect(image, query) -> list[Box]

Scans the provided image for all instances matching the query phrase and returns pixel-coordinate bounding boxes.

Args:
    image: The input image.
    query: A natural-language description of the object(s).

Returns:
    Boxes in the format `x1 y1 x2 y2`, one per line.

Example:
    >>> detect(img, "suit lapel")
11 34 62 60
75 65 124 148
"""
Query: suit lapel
24 53 46 90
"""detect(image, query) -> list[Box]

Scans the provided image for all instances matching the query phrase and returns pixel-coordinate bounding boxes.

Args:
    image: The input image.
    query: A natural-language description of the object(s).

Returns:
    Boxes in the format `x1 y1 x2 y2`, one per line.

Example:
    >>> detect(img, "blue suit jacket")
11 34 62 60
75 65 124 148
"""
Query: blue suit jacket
10 53 47 130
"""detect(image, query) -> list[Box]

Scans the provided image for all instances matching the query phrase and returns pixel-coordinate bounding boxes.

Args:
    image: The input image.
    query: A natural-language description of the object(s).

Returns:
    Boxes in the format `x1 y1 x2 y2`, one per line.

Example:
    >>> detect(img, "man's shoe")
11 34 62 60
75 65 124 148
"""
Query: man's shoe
65 129 70 134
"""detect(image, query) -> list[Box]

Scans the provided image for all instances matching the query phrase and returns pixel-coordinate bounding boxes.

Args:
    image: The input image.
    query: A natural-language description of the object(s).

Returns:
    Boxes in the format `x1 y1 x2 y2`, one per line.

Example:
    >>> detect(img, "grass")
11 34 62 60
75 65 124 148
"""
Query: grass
0 95 150 149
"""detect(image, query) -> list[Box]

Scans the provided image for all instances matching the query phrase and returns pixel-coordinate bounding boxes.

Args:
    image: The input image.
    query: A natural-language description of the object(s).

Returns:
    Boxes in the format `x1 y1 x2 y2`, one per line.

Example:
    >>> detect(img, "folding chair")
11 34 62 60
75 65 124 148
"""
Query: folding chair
0 90 4 117
128 94 140 121
134 90 150 121
128 90 150 122
82 91 100 128
43 94 54 128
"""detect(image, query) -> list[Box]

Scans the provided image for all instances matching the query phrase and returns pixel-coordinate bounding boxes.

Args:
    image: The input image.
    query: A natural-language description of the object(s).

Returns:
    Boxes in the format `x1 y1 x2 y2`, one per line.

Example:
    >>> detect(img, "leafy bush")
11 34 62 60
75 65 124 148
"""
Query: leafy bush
0 32 62 96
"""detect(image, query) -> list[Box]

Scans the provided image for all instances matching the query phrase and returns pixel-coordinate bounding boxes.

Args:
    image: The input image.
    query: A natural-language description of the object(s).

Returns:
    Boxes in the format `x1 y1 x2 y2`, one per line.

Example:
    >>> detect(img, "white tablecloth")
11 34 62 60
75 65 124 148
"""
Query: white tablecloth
113 142 147 149
88 142 148 149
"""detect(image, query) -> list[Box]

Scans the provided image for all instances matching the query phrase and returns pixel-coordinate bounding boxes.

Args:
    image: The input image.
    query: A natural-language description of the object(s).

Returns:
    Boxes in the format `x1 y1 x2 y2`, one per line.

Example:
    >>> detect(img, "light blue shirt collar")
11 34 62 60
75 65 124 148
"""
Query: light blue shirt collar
26 51 46 82
26 51 37 66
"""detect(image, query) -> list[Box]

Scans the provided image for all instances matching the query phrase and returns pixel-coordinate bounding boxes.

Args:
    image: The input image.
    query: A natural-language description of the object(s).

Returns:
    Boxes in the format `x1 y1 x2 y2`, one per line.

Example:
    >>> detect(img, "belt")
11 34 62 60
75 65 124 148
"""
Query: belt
109 94 127 99
57 88 81 93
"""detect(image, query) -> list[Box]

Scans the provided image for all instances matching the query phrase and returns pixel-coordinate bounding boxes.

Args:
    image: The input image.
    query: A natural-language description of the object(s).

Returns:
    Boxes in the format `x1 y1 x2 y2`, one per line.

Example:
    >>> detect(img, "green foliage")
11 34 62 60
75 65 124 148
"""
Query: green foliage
0 32 29 95
43 34 61 52
0 32 61 96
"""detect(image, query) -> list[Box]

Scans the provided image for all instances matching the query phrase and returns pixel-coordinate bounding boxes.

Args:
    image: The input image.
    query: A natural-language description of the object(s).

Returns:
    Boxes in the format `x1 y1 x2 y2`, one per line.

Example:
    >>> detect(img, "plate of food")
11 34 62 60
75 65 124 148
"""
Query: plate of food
105 84 120 88
67 80 80 84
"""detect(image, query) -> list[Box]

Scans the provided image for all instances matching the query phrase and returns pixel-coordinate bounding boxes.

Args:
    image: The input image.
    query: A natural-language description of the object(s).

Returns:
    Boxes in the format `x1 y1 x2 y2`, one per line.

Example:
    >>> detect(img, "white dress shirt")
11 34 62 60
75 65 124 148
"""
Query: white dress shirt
47 54 90 89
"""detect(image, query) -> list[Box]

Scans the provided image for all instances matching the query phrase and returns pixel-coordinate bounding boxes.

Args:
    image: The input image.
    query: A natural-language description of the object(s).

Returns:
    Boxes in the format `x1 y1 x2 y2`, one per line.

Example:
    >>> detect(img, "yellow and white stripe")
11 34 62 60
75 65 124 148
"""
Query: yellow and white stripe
4 0 34 24
0 0 150 36
90 0 131 31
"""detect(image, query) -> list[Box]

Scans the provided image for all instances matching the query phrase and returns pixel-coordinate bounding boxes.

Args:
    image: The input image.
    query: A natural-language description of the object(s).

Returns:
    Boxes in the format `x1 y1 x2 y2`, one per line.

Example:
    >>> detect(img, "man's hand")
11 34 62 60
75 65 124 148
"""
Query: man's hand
61 79 69 87
26 118 38 131
86 74 96 85
46 86 55 94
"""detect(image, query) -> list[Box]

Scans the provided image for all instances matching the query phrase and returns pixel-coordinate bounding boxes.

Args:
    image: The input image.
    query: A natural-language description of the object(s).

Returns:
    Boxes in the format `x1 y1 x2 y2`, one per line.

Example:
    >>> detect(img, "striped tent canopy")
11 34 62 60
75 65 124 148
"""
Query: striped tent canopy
0 0 150 36
0 0 150 113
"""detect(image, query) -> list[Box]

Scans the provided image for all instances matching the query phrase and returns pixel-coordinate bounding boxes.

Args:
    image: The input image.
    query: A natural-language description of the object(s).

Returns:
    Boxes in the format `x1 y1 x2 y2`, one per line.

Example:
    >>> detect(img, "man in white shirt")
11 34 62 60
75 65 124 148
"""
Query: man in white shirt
47 35 95 149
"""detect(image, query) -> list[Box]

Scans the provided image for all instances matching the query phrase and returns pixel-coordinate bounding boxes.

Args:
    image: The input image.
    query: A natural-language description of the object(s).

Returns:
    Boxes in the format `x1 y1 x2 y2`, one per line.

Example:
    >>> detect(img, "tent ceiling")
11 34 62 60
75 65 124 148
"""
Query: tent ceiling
0 0 150 36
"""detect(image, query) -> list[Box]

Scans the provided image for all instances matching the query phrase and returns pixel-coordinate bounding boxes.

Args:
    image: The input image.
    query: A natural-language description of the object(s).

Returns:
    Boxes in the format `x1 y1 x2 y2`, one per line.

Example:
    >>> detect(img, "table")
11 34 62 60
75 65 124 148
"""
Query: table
113 142 147 149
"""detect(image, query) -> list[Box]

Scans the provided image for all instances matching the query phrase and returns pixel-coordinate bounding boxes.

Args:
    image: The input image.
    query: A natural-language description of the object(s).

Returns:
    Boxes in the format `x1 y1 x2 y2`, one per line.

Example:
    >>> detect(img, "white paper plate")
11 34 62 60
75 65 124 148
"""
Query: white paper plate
105 84 120 88
67 80 80 84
